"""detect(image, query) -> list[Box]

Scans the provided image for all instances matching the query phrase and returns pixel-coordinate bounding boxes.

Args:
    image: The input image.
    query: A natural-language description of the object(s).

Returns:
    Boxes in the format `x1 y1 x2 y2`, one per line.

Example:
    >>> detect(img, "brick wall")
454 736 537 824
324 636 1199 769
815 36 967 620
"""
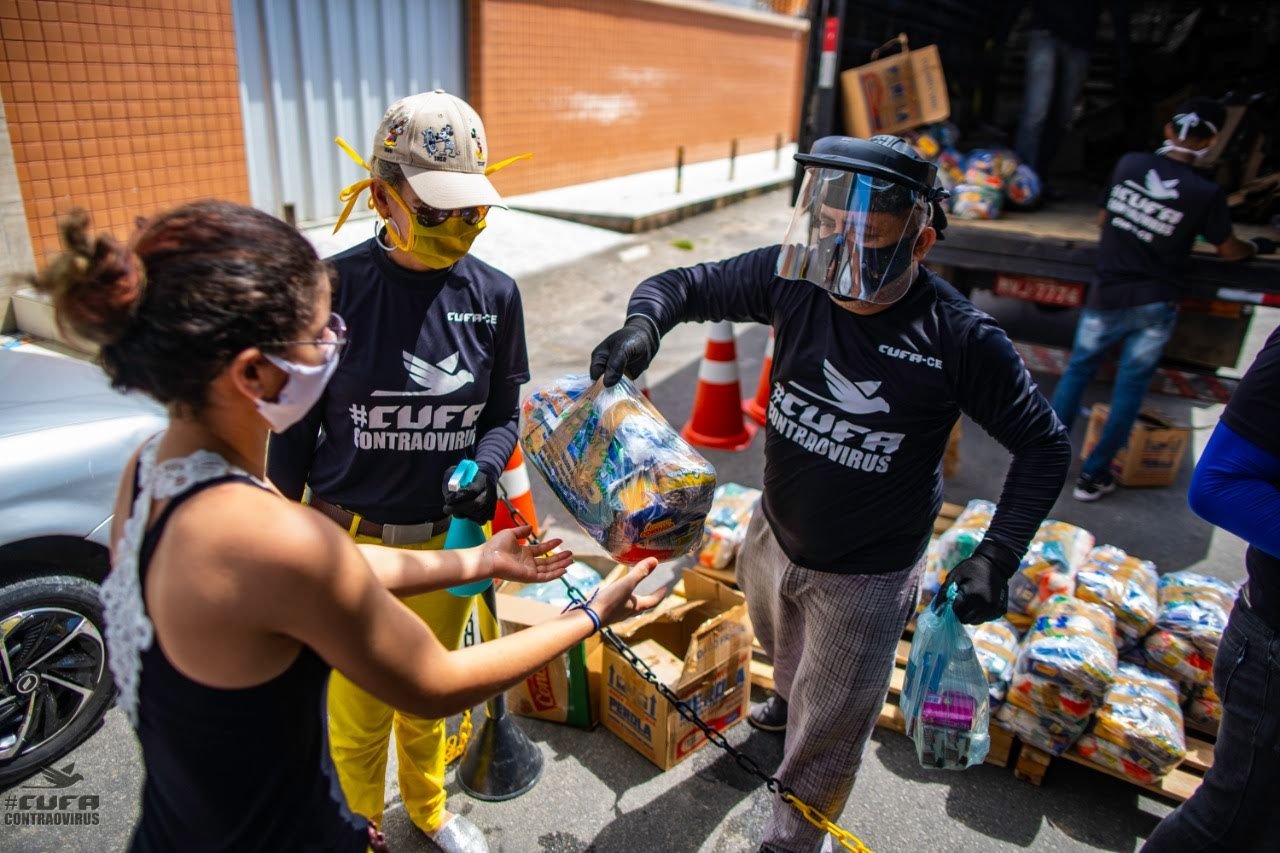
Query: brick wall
0 0 248 266
474 0 808 197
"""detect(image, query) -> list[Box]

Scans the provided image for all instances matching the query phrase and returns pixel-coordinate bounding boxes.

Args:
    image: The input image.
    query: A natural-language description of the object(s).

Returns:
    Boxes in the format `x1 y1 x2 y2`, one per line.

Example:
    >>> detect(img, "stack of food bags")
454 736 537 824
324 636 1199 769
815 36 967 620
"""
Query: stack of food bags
1076 663 1186 785
1184 683 1222 735
967 618 1020 708
1075 546 1160 651
1139 572 1235 690
521 374 716 563
921 499 996 608
697 483 761 570
997 595 1118 754
1006 521 1096 629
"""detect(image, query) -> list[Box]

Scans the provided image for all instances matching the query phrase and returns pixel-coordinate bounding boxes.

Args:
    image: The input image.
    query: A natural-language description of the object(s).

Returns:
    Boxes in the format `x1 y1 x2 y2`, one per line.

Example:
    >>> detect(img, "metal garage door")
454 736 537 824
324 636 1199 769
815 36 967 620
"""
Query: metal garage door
233 0 466 225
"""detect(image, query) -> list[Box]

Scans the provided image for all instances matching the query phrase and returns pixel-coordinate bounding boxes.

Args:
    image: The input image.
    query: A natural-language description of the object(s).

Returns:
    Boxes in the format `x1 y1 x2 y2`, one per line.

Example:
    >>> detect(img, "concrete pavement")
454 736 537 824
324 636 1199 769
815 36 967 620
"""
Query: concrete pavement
5 188 1273 853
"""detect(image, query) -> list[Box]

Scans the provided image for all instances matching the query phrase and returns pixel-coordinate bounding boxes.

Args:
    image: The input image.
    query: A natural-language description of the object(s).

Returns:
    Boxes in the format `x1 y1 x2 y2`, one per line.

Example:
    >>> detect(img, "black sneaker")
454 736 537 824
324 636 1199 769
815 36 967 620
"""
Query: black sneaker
1073 471 1116 502
748 694 788 732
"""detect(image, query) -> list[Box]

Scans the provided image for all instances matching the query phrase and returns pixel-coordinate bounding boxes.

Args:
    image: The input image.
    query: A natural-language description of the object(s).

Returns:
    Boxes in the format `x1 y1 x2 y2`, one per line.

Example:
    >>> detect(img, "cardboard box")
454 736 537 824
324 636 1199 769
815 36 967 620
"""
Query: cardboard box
1081 404 1190 487
495 557 621 729
840 42 949 139
601 570 754 770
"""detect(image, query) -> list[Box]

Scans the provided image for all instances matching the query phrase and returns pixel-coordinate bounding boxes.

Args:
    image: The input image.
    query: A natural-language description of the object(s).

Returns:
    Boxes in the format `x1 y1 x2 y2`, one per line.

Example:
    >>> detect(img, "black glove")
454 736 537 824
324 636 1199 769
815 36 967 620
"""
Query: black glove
589 316 660 387
442 466 497 523
1248 237 1277 255
942 539 1022 624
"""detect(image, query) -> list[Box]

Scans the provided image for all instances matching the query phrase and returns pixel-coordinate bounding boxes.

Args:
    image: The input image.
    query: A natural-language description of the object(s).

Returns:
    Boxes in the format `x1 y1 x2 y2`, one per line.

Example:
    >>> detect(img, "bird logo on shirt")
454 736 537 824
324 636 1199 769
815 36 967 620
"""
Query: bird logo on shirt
791 360 891 415
1124 169 1180 201
372 351 475 397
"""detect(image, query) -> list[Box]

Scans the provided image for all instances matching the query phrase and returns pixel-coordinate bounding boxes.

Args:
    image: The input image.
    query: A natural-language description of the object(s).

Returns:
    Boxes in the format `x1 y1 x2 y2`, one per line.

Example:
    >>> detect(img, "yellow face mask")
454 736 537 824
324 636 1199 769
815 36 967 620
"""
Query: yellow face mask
331 136 530 269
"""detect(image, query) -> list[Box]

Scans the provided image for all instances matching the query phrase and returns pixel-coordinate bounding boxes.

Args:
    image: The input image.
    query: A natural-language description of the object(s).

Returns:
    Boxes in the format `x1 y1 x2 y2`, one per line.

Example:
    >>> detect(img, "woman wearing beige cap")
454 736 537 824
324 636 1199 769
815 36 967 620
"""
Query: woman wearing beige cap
268 91 533 852
27 201 660 852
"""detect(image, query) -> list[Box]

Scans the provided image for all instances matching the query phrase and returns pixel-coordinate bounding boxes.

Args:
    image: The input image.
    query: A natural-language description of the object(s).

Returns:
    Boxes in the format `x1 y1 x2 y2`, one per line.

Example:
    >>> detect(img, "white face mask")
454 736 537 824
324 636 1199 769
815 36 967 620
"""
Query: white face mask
255 351 338 433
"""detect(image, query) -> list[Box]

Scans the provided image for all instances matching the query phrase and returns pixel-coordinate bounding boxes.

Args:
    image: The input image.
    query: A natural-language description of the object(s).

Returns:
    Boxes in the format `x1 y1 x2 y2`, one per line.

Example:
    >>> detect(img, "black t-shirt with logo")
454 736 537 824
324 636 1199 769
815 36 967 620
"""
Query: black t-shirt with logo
1090 152 1233 310
1220 325 1280 625
630 247 1070 574
268 239 529 524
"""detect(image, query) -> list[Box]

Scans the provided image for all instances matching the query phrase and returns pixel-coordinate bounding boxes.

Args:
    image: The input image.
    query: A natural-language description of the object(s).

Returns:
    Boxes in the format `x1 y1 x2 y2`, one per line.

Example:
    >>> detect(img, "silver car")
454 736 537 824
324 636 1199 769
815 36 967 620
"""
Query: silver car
0 346 167 788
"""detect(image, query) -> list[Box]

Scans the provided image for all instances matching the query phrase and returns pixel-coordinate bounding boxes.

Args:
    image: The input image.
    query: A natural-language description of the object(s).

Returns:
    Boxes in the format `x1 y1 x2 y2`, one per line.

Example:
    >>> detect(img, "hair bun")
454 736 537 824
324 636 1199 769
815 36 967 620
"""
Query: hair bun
30 209 147 346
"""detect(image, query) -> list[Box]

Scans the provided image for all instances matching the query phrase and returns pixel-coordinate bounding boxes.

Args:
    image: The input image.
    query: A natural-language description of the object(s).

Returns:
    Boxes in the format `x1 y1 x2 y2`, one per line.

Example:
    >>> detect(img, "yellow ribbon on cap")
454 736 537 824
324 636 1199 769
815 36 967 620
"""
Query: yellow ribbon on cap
330 137 532 244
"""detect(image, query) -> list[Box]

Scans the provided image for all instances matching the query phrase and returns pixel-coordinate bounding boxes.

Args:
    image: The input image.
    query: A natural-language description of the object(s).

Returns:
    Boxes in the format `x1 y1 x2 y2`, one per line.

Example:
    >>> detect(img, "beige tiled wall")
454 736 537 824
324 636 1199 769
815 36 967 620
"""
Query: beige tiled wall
0 0 248 265
474 0 808 197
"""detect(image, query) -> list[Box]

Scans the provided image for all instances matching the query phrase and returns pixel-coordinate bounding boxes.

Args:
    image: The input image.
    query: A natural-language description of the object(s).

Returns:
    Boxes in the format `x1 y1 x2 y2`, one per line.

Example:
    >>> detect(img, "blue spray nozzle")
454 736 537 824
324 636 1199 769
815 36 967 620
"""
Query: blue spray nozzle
449 459 479 492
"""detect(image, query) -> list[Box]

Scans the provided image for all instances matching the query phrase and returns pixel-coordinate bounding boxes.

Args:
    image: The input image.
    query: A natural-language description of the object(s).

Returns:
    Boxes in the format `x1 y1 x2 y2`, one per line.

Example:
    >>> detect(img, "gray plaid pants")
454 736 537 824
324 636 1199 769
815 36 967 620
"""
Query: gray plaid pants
737 510 923 853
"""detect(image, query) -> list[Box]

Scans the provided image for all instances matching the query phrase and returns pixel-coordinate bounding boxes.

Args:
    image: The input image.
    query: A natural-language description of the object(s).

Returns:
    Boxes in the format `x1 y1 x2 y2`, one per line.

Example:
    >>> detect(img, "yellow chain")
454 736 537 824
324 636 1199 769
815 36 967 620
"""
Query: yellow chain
780 792 874 853
443 709 473 765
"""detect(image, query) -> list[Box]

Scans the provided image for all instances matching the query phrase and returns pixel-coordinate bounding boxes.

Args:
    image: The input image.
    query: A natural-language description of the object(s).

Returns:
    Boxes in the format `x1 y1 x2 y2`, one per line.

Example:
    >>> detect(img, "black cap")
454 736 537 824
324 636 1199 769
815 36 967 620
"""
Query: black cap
795 135 946 201
1171 98 1227 140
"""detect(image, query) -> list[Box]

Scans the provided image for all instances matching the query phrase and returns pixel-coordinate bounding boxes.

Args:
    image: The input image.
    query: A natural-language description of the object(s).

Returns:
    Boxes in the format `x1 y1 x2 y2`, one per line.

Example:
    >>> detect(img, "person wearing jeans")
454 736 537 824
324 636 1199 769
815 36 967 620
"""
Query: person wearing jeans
1013 1 1130 183
1051 300 1177 488
1051 97 1272 501
1142 324 1280 851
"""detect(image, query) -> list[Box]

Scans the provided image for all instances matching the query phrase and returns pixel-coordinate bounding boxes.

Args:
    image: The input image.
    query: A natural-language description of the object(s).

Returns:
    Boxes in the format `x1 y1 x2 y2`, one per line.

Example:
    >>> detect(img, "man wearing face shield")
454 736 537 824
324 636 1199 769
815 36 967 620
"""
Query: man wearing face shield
590 135 1071 852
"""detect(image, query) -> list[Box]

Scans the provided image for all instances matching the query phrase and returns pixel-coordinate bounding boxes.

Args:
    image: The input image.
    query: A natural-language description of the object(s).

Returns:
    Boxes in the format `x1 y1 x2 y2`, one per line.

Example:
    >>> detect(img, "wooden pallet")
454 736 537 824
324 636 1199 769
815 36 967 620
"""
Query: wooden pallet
1012 730 1214 803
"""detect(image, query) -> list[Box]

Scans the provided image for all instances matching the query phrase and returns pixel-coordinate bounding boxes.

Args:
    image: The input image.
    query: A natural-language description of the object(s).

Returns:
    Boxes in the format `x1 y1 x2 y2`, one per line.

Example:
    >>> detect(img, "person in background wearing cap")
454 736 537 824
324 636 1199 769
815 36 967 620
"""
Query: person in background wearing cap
1050 97 1277 502
268 91 530 853
588 135 1071 852
1140 325 1280 850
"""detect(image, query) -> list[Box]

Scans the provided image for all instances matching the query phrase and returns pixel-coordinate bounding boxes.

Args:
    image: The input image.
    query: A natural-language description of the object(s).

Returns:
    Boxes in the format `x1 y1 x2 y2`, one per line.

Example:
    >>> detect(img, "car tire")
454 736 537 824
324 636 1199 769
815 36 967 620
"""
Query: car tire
0 574 114 791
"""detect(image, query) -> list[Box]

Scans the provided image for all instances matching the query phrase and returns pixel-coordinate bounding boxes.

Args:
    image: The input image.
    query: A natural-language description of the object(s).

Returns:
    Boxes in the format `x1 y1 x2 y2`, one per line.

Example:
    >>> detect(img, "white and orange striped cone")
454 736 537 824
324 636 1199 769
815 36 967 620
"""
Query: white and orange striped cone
491 444 540 542
743 330 774 426
681 321 757 452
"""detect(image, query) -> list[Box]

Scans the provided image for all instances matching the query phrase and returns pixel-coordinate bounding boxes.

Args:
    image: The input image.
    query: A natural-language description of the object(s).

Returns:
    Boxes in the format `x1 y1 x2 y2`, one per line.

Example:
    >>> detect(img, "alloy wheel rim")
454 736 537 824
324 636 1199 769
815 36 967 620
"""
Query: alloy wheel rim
0 608 106 762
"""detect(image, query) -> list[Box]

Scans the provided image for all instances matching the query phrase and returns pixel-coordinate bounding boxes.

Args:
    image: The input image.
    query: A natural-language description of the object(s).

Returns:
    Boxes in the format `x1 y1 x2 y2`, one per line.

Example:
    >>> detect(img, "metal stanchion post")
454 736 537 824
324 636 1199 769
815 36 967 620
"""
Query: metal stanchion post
729 138 738 180
775 133 783 170
457 584 543 801
676 145 684 193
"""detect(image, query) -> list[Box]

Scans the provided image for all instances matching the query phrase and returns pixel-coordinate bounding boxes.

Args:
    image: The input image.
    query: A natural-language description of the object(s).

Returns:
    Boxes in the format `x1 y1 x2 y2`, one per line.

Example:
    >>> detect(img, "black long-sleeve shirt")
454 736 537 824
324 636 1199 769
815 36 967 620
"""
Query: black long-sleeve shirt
267 240 528 524
629 247 1071 574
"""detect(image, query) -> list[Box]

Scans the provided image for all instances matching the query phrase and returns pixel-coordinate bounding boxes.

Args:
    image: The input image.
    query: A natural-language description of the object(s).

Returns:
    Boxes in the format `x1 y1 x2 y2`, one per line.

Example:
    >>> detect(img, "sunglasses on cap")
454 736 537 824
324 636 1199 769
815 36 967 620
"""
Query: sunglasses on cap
410 204 489 228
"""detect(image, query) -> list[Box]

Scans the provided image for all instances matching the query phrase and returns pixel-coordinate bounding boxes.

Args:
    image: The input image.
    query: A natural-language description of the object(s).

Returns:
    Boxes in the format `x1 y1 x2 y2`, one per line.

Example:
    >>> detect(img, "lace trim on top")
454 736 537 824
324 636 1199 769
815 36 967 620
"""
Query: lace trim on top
100 436 262 726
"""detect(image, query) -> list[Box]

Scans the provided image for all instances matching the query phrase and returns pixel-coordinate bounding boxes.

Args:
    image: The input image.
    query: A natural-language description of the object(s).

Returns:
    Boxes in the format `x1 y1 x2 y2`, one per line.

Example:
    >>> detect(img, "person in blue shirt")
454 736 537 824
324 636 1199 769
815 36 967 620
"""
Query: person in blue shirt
590 135 1071 852
268 91 529 853
1051 97 1275 501
1142 324 1280 850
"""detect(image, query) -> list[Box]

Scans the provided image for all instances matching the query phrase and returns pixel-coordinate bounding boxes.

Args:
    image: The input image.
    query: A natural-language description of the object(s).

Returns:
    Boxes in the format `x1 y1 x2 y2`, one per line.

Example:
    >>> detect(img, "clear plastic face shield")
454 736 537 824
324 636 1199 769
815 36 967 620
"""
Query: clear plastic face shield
777 168 930 305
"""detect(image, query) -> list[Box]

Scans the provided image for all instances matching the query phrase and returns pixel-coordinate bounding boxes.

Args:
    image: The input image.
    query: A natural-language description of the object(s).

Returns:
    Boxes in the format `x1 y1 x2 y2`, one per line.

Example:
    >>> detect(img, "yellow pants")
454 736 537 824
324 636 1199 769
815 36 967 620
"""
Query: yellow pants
329 528 476 833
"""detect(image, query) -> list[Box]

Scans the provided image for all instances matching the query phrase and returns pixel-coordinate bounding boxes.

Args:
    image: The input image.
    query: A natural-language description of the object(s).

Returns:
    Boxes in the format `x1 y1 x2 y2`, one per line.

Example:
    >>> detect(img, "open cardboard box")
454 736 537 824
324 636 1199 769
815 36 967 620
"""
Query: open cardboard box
1081 404 1190 487
600 570 754 770
494 555 618 729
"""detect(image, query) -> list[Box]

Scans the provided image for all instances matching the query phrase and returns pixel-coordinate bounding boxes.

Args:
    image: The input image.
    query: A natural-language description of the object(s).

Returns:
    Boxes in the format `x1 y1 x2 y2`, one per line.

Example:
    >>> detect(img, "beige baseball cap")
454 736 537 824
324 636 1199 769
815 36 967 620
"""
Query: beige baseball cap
372 90 504 209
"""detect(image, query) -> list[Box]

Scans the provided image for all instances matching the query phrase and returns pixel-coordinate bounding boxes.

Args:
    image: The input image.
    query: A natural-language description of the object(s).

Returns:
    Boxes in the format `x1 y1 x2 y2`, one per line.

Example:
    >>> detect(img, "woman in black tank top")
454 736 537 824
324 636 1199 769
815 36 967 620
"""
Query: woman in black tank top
28 202 664 852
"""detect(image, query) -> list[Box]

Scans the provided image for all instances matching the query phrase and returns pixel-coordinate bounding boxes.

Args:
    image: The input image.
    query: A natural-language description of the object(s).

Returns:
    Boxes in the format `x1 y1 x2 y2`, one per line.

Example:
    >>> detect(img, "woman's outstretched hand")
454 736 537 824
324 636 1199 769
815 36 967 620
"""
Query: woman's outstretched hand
482 526 573 585
592 558 666 626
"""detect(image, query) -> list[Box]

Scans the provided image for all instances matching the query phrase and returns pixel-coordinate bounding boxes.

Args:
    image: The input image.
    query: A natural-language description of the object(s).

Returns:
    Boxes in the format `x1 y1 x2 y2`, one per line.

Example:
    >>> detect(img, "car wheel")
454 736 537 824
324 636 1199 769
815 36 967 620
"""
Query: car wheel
0 575 113 790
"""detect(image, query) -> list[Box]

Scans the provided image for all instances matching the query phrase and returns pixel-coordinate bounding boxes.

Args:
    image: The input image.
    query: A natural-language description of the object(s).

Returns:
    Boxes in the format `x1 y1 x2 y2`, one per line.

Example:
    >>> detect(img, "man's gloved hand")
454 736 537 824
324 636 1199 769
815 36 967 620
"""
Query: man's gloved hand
943 539 1022 624
443 466 497 523
589 316 660 387
1248 236 1277 255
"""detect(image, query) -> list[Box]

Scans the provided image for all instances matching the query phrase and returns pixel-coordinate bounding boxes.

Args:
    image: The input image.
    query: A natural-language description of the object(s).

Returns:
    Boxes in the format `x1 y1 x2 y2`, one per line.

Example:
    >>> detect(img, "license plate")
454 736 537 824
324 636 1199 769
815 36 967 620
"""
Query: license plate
994 274 1086 308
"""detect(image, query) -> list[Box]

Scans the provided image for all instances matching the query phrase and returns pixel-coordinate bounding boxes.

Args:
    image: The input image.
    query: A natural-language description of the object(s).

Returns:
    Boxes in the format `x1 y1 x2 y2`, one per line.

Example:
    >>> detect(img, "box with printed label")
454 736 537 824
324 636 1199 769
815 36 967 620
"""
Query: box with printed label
600 570 754 770
495 557 622 729
840 41 949 139
1081 404 1190 487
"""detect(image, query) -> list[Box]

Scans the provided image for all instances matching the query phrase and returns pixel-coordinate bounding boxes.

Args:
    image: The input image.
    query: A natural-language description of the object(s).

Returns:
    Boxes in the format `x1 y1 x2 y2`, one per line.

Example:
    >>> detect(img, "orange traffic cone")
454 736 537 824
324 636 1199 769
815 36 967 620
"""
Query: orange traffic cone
492 444 540 540
743 330 774 426
681 321 757 451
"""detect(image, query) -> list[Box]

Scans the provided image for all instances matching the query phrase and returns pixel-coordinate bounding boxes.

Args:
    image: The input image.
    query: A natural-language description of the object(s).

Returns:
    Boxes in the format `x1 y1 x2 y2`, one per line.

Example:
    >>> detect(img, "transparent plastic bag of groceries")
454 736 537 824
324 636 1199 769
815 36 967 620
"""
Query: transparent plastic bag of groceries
902 586 991 770
520 374 716 563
